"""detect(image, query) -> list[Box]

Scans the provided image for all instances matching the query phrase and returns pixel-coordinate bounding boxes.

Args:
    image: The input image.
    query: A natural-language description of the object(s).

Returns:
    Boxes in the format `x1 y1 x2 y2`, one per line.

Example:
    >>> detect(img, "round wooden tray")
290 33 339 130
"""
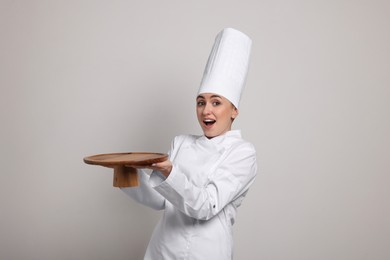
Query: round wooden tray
84 152 168 187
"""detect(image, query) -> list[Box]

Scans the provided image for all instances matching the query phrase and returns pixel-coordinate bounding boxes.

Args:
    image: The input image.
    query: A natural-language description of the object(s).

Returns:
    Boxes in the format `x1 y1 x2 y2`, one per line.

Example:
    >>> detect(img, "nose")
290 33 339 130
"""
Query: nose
202 103 212 115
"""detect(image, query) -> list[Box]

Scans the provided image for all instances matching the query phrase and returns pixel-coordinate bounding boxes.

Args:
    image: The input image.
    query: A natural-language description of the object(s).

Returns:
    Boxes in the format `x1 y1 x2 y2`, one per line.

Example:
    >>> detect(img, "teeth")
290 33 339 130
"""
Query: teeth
204 119 216 125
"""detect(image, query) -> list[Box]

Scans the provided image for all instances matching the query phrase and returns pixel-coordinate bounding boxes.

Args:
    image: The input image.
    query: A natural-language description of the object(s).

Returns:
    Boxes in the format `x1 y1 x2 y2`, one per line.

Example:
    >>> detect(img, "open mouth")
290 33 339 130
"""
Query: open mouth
203 119 216 126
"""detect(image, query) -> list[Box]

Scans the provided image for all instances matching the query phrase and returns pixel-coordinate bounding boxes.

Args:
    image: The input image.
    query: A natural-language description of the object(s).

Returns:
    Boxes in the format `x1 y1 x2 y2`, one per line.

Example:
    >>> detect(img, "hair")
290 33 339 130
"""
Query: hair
231 103 238 122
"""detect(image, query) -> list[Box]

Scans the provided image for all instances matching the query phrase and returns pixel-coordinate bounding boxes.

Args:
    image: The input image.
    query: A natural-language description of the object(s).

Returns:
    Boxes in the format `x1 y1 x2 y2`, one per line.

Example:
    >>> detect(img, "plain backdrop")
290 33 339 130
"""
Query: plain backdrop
1 1 389 259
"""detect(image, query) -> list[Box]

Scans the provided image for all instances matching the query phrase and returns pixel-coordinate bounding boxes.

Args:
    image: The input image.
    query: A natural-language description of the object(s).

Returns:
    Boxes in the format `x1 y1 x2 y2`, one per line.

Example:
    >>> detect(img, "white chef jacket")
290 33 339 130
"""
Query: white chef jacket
121 130 257 260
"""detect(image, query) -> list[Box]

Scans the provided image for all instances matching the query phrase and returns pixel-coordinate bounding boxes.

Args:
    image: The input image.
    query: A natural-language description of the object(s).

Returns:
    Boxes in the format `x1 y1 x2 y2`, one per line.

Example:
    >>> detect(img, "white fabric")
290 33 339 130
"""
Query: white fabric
198 28 252 108
121 130 257 260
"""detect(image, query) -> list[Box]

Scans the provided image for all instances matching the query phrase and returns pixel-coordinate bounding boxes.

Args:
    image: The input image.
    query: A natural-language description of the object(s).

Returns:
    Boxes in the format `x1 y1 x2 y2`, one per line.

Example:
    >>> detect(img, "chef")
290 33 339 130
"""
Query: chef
121 28 257 260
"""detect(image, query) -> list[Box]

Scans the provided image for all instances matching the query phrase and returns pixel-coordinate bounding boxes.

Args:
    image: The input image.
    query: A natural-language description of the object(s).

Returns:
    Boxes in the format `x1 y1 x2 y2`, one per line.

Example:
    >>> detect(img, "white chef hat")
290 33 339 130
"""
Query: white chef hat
198 28 252 108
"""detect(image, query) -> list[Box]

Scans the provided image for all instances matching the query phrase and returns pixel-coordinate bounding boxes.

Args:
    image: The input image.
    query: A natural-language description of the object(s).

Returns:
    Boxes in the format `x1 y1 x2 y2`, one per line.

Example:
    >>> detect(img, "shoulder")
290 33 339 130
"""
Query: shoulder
173 134 198 143
171 134 200 148
226 132 256 155
229 140 257 161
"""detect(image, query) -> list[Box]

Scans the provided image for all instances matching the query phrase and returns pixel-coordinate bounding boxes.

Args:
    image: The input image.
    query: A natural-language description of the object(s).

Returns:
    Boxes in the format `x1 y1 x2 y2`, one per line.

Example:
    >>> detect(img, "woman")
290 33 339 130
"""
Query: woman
122 28 257 260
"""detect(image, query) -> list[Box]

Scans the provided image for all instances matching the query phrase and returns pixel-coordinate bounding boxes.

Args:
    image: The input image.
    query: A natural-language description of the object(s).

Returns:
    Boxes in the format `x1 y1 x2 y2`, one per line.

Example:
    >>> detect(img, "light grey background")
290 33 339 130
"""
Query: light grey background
1 1 389 259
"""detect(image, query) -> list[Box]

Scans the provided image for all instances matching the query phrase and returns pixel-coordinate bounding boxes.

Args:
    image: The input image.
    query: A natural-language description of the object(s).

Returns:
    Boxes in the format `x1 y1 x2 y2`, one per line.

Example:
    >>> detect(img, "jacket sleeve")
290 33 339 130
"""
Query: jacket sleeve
120 169 166 210
149 142 257 220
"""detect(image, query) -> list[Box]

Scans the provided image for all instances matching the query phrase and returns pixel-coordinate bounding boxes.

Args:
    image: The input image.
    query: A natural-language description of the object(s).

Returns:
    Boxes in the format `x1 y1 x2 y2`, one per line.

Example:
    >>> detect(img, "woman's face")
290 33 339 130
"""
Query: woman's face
196 93 238 138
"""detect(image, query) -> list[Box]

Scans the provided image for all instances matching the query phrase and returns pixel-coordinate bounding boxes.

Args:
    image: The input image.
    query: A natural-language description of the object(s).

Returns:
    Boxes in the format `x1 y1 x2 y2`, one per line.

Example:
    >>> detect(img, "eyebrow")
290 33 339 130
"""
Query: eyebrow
196 94 222 100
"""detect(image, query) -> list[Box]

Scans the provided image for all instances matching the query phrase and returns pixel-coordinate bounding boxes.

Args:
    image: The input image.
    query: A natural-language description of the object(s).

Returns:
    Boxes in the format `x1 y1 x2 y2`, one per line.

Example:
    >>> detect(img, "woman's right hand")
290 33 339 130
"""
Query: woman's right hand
134 160 173 178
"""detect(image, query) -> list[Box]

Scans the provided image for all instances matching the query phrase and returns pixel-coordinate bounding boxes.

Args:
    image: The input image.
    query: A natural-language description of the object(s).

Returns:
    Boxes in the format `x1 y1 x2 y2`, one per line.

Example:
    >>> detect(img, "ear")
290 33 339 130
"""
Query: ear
231 107 239 119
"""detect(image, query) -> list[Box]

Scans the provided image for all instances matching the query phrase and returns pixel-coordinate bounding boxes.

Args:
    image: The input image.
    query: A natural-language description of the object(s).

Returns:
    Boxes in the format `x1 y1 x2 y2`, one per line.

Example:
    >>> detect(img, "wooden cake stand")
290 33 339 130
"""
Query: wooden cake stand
83 152 168 187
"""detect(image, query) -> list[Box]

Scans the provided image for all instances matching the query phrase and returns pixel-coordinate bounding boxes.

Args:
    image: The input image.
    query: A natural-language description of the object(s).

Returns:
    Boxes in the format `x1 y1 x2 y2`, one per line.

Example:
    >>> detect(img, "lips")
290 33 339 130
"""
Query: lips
203 119 216 126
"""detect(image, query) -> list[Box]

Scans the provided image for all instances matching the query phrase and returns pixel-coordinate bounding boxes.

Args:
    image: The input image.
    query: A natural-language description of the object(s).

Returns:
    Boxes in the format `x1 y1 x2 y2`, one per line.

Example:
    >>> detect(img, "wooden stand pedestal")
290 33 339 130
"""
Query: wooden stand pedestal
113 166 139 187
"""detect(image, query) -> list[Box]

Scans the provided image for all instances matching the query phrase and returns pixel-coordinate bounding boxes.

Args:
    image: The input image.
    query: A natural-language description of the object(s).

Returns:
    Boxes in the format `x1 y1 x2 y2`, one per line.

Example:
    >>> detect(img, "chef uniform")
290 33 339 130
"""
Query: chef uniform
121 28 256 260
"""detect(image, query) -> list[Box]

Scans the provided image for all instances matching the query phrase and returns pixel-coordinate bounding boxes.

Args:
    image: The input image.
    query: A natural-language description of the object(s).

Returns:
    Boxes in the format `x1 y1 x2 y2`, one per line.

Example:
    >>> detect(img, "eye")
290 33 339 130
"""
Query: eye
197 100 205 106
212 101 221 106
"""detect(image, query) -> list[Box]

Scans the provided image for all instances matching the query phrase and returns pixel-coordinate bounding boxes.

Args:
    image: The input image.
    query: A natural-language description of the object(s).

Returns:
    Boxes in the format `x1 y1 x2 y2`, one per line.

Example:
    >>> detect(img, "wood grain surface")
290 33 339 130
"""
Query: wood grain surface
83 152 168 167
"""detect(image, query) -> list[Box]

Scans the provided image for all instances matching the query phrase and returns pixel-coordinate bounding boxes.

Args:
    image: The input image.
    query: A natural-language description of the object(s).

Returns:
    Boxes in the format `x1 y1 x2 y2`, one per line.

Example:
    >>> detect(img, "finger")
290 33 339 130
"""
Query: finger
130 165 152 170
152 161 168 167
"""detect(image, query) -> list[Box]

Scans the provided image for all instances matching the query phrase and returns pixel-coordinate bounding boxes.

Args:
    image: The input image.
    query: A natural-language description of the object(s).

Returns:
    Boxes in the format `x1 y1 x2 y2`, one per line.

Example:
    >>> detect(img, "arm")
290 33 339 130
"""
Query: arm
120 169 165 210
120 137 180 210
149 142 257 220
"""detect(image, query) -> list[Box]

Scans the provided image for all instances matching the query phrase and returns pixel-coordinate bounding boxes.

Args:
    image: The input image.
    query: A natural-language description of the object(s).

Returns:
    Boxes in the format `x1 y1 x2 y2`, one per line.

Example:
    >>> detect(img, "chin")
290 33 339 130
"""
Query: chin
203 131 214 138
204 130 219 138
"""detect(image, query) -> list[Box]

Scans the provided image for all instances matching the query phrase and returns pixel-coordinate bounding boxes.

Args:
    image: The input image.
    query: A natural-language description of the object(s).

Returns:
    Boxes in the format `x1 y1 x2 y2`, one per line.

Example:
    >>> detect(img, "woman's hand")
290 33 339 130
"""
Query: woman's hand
134 160 173 178
149 160 172 177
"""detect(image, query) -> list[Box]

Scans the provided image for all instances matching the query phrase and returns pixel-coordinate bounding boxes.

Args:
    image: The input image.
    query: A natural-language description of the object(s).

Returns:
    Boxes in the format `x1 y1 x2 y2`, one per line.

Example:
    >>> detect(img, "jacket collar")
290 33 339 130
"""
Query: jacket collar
198 130 241 146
